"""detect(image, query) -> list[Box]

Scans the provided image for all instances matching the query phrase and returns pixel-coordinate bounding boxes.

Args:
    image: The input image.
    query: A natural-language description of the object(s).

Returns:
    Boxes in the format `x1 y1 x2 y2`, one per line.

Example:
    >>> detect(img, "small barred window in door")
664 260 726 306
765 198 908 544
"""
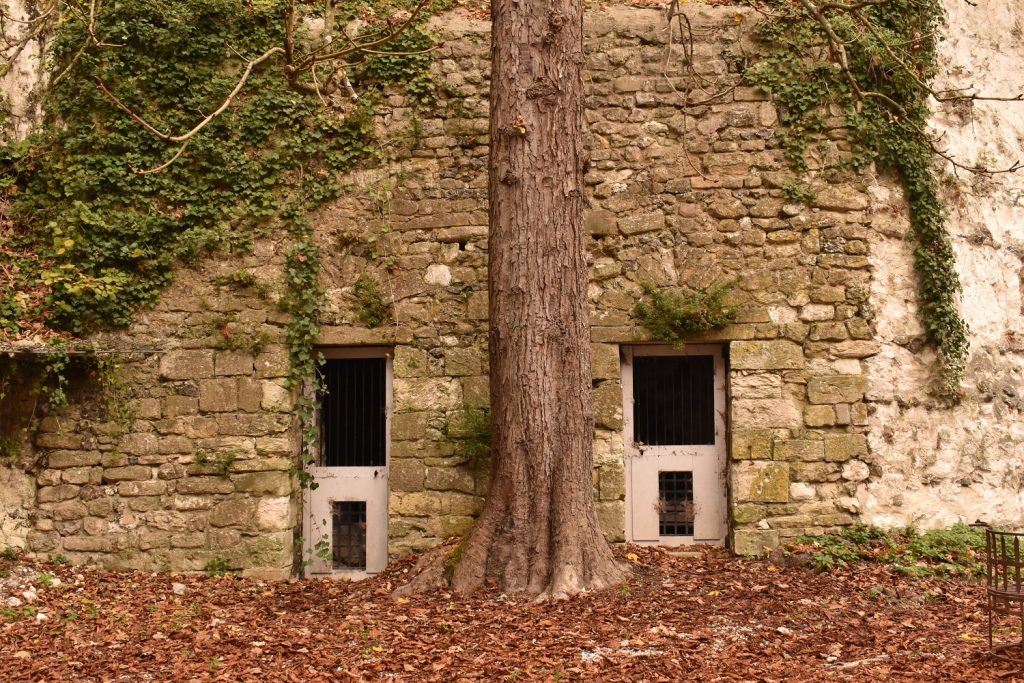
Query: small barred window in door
658 471 695 536
331 501 367 570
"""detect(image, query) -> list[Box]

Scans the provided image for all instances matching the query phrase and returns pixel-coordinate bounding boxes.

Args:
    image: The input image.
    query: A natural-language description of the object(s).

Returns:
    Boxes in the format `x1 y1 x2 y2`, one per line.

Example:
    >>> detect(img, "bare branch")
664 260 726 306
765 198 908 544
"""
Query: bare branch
935 90 1024 103
94 78 174 139
323 0 336 47
309 63 331 108
359 45 438 57
0 0 56 80
851 11 1021 106
781 0 1022 177
85 0 123 48
50 39 89 86
96 46 284 144
340 70 358 101
796 0 868 104
661 0 747 179
293 0 432 69
50 0 123 86
137 139 191 175
818 0 895 12
284 0 297 65
92 0 432 172
925 134 1022 175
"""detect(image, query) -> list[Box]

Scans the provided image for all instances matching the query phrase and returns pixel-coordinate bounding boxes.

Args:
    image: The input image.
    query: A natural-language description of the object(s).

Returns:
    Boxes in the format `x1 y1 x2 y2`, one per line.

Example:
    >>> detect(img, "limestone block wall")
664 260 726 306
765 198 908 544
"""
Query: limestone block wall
4 2 1021 572
0 368 39 550
13 236 300 577
0 467 34 550
3 5 878 566
314 5 877 556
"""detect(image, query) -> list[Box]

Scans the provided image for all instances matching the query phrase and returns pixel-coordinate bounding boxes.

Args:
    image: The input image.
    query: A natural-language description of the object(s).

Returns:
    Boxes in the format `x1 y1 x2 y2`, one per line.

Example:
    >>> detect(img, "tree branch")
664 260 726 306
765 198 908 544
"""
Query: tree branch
850 8 1020 107
796 0 868 103
95 46 284 143
0 0 56 80
136 139 191 175
93 0 434 172
50 0 125 86
291 0 432 70
925 132 1022 176
792 0 1023 176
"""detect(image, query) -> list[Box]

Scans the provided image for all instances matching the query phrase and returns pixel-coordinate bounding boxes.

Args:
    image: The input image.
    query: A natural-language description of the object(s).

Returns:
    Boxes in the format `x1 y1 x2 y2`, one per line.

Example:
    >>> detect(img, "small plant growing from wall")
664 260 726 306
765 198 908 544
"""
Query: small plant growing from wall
0 344 84 469
203 556 236 577
0 436 21 466
213 270 268 300
447 402 491 469
205 314 269 354
93 355 134 431
194 449 237 477
633 282 737 348
781 180 815 204
352 274 392 328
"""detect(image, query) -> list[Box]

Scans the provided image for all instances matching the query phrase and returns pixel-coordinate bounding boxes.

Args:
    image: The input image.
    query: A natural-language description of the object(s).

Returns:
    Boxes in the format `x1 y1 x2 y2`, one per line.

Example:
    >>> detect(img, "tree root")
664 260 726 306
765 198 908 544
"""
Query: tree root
393 533 629 600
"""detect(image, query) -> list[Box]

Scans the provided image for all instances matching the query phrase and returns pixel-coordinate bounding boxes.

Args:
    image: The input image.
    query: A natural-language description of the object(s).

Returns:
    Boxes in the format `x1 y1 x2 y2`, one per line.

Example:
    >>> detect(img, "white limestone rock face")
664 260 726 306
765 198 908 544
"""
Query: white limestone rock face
0 0 48 140
862 0 1024 530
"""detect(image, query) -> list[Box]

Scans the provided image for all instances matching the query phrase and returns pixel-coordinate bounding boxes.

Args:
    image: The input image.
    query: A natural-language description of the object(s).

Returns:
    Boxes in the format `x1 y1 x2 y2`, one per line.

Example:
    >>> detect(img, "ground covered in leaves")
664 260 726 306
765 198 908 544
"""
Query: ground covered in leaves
0 546 1017 681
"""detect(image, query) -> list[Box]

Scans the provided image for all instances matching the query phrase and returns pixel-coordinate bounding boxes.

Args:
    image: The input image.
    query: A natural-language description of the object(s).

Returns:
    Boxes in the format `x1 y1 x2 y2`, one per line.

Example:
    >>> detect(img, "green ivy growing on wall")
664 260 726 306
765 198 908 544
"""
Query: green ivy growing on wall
0 0 441 471
744 0 969 394
1 0 435 339
0 346 100 467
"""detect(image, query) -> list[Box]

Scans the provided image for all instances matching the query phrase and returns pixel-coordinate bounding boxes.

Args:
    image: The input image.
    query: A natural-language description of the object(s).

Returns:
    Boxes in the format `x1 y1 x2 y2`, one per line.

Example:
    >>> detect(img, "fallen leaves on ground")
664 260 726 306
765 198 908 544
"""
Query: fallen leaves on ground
0 546 1017 681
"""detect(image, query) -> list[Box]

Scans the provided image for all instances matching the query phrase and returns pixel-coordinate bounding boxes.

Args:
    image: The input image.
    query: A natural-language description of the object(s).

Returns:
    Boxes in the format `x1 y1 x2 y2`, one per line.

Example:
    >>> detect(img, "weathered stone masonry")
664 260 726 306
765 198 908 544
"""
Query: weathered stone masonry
322 5 879 558
3 3 1022 575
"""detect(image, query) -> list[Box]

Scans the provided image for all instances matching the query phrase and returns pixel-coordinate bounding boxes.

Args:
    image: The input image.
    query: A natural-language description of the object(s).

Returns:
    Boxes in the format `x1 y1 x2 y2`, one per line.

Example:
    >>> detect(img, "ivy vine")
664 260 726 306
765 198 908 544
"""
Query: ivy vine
744 0 969 394
0 1 441 483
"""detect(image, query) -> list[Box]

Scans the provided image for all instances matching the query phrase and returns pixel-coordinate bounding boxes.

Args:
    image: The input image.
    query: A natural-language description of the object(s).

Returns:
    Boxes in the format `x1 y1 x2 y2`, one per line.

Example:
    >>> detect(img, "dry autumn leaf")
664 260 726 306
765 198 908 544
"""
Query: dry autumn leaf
0 546 1010 681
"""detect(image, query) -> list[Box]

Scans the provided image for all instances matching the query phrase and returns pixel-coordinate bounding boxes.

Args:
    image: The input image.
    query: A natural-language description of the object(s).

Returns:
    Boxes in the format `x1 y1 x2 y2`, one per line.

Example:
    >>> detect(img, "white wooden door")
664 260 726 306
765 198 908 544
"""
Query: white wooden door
622 345 728 546
303 347 391 578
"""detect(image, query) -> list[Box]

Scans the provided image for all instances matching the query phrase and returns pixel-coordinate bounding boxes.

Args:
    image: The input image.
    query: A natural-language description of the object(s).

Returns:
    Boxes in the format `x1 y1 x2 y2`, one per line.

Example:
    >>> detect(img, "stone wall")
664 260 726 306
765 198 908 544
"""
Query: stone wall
0 467 34 550
3 2 1021 571
857 0 1024 528
7 239 300 576
311 4 876 556
0 366 38 550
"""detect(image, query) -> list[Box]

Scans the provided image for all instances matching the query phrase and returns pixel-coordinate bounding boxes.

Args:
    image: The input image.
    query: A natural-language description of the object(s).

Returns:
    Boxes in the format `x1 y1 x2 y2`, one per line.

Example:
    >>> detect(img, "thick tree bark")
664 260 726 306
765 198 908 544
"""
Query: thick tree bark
399 0 625 598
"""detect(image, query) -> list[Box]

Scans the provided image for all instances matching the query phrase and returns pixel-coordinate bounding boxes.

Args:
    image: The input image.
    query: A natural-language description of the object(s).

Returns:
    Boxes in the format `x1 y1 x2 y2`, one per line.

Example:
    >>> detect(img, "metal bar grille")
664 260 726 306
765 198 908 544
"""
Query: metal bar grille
320 358 386 467
983 527 1024 666
332 501 367 570
658 471 695 536
633 355 715 445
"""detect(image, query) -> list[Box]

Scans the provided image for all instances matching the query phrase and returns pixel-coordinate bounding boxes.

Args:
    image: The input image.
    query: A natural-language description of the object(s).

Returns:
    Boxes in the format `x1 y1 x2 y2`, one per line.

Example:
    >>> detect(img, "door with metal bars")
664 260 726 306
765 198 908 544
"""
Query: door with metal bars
303 348 391 578
621 345 728 545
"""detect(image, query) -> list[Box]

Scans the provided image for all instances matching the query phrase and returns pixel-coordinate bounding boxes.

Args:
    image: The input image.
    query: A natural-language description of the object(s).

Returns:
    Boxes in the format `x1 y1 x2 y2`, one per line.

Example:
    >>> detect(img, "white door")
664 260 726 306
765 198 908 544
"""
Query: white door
622 345 728 546
303 347 391 578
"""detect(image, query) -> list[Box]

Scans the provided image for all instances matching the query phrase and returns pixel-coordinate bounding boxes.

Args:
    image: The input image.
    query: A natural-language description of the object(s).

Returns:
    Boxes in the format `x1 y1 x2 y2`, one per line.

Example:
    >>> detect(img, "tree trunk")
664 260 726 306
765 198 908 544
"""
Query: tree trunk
400 0 625 599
